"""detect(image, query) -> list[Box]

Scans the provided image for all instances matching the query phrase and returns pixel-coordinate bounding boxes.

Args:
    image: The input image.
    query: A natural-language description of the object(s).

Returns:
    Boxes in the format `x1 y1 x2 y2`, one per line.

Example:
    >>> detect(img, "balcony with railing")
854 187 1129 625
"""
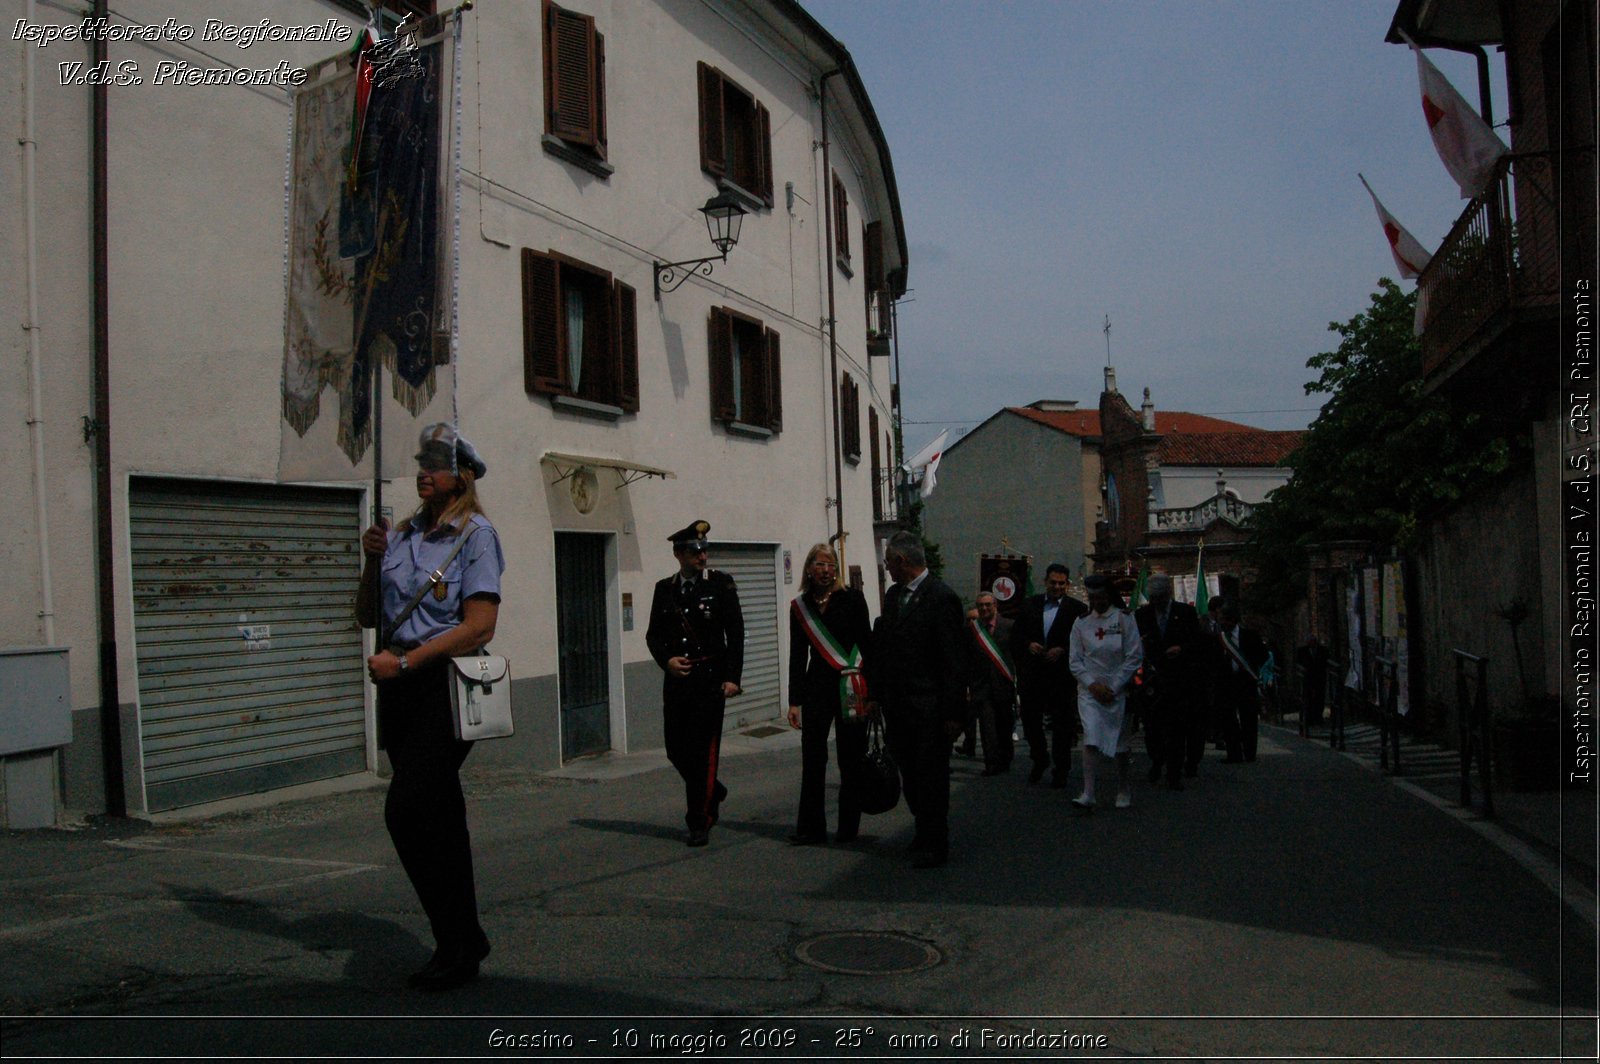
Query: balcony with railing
1415 151 1560 380
1148 492 1255 534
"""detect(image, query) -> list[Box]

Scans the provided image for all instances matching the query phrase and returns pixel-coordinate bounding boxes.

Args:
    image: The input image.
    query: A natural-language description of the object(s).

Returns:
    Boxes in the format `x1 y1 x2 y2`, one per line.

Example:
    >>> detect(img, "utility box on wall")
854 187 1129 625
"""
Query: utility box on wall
0 647 72 829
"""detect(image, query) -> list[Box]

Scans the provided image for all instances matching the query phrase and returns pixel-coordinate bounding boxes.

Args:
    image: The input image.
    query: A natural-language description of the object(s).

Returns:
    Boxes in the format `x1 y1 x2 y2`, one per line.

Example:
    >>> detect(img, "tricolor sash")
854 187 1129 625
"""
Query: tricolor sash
792 596 869 718
970 619 1014 683
1219 629 1263 688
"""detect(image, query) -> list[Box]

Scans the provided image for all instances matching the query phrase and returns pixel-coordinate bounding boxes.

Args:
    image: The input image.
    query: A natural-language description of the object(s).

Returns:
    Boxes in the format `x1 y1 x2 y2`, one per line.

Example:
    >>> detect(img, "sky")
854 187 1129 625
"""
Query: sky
800 0 1510 456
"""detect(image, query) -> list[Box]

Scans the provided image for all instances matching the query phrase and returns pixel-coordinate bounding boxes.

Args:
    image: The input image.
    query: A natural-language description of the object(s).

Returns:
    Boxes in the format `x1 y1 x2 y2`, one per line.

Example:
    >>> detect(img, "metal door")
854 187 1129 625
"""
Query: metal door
555 532 610 759
707 544 780 728
129 478 366 811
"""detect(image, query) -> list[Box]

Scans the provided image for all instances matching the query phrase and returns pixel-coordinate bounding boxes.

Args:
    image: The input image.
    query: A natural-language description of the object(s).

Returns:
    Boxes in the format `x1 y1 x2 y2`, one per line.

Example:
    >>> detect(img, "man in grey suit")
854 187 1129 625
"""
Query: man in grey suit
866 531 967 868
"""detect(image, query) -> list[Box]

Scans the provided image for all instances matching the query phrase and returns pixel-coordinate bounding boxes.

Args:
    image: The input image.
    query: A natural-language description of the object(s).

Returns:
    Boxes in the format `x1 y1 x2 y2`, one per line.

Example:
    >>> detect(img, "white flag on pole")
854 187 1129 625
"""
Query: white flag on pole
1404 31 1508 199
1359 174 1434 280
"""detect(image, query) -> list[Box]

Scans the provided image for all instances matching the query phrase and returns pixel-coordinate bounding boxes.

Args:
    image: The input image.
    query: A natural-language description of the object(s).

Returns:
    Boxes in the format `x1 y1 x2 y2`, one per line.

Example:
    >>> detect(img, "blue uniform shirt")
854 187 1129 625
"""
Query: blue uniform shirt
380 513 505 648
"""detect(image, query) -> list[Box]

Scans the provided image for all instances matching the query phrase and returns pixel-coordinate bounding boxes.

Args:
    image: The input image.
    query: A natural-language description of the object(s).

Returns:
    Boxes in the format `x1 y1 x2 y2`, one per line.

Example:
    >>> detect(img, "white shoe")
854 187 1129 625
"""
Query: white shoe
1115 790 1132 809
1071 793 1095 809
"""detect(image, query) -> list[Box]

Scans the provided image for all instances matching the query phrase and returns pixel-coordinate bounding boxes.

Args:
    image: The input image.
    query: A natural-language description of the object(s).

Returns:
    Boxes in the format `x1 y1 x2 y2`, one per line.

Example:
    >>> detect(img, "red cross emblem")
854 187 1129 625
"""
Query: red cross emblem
1095 627 1107 640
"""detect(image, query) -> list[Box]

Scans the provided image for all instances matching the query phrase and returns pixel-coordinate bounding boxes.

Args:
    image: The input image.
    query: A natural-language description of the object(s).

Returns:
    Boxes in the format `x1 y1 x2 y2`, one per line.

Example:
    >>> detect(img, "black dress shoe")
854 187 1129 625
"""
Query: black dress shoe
410 933 490 992
834 828 858 844
687 826 710 847
1050 775 1069 789
981 766 1005 777
912 849 948 869
787 831 826 846
1221 755 1243 763
1028 764 1046 783
908 835 932 852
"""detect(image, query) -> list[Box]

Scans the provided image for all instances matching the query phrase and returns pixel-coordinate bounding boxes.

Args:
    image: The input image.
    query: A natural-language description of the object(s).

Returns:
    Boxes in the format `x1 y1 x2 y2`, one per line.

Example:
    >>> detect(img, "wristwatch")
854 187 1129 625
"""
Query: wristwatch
397 653 410 673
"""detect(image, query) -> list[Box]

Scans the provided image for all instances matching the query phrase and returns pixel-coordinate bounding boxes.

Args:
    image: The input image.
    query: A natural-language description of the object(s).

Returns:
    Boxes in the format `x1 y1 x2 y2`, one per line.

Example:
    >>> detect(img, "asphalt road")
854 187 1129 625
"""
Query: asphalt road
1 724 1593 1060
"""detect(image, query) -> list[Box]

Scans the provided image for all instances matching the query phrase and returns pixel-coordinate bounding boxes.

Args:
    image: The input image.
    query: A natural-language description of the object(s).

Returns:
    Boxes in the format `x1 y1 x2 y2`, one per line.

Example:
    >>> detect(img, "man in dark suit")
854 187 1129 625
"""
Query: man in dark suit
1133 574 1203 788
1211 597 1269 762
965 591 1016 775
645 519 744 846
1009 563 1088 787
866 531 966 868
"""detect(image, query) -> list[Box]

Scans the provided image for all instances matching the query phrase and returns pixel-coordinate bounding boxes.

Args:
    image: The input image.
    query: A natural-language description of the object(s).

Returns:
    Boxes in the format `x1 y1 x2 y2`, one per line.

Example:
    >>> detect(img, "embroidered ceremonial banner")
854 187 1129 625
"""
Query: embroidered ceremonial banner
969 619 1014 684
979 554 1029 619
280 25 460 483
791 597 869 719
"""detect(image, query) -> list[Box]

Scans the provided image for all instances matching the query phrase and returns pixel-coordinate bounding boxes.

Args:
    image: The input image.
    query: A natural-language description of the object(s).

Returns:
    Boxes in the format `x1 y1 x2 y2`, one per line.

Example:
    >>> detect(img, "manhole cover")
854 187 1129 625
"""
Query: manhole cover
794 932 943 975
743 725 786 738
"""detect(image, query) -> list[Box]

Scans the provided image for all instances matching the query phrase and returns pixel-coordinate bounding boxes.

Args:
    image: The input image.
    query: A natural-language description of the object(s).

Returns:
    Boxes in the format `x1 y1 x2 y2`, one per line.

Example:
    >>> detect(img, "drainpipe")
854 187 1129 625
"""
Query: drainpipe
818 69 845 568
92 0 126 816
21 0 55 646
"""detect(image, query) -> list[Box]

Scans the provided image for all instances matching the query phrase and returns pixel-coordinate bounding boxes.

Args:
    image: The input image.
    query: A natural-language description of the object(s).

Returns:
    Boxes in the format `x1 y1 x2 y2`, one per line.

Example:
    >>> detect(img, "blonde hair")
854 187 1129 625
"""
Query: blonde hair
800 542 843 594
408 467 488 536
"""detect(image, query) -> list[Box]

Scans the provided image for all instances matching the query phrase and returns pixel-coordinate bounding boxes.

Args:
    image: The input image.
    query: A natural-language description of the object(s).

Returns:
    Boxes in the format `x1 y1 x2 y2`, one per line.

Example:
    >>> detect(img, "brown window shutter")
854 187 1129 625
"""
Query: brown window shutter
708 307 734 421
698 62 725 177
613 279 638 412
764 327 782 431
869 406 882 520
756 102 773 206
550 5 597 146
522 248 567 394
593 31 607 159
864 220 884 290
542 0 557 135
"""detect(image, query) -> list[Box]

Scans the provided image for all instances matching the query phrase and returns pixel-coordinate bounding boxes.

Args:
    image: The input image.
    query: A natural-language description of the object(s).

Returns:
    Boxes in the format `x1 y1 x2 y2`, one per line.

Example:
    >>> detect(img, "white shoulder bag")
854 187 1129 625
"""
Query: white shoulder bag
382 526 514 742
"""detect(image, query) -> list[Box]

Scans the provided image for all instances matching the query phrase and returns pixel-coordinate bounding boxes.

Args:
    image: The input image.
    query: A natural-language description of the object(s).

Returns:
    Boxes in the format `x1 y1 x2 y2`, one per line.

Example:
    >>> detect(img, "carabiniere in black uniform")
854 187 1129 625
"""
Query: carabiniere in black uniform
645 519 744 846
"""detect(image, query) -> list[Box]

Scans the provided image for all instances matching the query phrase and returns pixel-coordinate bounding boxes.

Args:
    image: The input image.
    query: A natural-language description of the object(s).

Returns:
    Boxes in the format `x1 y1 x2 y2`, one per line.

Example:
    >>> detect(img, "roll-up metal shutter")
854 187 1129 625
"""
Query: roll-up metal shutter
129 478 367 811
707 544 780 728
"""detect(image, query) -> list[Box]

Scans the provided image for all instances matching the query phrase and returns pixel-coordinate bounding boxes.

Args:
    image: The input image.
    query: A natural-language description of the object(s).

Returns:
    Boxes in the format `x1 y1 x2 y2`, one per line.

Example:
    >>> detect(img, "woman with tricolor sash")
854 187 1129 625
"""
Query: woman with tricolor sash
785 543 872 845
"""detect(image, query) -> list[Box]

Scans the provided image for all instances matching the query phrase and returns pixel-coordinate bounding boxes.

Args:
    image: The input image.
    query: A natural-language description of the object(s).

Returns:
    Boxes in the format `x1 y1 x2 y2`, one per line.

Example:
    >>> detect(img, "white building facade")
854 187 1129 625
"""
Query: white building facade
0 0 907 818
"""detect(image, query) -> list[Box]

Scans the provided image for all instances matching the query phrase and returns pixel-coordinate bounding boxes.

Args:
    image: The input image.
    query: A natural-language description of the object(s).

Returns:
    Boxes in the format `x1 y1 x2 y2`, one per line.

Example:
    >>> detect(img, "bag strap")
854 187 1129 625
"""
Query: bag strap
382 523 477 647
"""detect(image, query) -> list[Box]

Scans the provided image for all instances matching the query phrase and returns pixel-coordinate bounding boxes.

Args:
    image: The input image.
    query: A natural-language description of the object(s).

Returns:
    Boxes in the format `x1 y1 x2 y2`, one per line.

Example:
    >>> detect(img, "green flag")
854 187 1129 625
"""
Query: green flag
1194 541 1210 617
1131 560 1151 608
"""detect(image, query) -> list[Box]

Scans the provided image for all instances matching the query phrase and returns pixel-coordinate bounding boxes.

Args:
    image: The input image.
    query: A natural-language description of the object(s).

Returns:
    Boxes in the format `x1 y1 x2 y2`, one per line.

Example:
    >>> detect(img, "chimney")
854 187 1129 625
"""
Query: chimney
1140 388 1155 431
1103 365 1118 394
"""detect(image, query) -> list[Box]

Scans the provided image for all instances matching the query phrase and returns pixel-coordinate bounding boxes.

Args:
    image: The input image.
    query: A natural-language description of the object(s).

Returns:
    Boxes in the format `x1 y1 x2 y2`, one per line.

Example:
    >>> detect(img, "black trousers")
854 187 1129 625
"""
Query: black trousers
1219 680 1260 761
973 694 1015 770
795 700 865 838
378 665 484 952
1018 688 1074 781
663 669 727 830
884 706 951 852
1143 694 1193 783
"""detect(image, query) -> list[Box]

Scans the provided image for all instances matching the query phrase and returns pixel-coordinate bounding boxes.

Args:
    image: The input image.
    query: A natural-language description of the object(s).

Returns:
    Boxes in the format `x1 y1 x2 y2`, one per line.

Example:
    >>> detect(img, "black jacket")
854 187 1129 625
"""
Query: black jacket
788 587 871 710
645 568 744 687
1010 593 1087 699
866 574 966 727
966 614 1016 710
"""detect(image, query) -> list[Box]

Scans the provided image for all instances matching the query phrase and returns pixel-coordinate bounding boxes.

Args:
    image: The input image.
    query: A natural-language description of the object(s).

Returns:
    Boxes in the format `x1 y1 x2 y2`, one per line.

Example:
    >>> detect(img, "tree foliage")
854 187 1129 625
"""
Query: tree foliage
1247 279 1514 610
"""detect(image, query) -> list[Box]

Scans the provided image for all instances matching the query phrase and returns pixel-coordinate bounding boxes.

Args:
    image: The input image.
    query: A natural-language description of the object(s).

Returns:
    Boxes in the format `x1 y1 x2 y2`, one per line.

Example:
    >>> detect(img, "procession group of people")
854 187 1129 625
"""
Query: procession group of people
353 426 1270 989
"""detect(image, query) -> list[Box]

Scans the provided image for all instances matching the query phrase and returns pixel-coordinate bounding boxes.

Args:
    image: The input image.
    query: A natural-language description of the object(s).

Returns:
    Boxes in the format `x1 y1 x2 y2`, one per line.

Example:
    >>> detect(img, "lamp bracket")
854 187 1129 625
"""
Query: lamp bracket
653 253 727 301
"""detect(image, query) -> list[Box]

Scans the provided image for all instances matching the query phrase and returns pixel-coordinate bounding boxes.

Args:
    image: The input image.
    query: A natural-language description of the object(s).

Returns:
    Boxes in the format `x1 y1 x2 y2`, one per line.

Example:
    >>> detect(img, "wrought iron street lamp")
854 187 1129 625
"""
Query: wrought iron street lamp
653 192 747 300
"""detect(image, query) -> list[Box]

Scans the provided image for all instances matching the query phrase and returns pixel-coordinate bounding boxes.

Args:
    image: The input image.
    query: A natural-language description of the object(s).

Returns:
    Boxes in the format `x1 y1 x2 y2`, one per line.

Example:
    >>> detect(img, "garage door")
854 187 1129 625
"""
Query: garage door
129 478 367 811
707 544 781 728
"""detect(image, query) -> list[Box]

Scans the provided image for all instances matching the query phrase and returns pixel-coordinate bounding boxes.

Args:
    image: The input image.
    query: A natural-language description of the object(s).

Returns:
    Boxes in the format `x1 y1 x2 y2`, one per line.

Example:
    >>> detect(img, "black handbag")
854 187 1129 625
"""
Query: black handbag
849 713 901 816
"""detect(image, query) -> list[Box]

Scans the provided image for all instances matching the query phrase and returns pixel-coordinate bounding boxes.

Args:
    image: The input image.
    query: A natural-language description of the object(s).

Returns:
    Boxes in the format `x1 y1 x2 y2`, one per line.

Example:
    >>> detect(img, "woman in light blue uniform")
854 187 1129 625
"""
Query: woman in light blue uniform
356 424 505 991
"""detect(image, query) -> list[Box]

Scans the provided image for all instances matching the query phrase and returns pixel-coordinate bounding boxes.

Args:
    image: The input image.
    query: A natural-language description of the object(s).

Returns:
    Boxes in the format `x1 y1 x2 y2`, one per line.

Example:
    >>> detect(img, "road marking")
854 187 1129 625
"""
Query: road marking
104 840 382 871
0 847 383 941
1384 773 1598 933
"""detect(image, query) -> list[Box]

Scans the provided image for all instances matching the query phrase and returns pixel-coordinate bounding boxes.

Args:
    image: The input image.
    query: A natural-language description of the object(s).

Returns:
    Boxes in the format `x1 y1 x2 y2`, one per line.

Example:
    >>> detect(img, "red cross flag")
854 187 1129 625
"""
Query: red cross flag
1404 31 1508 198
1359 175 1433 280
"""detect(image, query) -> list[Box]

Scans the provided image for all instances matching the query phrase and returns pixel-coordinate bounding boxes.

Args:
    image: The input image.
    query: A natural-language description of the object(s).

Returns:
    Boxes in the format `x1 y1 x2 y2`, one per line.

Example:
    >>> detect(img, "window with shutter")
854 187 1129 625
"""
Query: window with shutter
869 407 882 521
697 63 774 208
841 372 861 463
521 248 638 417
832 173 851 269
708 307 781 434
543 1 609 173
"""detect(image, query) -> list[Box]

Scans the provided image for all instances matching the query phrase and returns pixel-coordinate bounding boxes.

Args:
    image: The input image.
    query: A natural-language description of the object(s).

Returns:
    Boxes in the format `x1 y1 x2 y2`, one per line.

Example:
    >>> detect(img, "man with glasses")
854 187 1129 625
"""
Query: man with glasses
646 519 744 847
